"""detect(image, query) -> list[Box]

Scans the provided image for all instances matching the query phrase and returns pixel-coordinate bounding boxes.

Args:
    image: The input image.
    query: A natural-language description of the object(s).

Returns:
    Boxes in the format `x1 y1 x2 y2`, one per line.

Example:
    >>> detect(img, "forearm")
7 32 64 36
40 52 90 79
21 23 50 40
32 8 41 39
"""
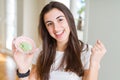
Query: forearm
85 63 100 80
83 40 106 80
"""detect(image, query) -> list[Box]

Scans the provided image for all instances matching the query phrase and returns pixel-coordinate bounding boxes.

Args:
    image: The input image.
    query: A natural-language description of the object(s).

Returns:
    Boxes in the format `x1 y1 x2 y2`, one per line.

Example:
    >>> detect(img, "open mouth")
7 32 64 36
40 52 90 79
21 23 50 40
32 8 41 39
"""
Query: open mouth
55 30 64 38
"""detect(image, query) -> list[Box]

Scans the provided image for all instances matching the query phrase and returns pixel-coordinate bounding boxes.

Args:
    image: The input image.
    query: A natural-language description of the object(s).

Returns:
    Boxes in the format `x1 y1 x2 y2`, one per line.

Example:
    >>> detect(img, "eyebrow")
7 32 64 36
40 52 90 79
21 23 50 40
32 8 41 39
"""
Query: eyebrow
45 15 65 24
45 21 52 24
56 15 65 19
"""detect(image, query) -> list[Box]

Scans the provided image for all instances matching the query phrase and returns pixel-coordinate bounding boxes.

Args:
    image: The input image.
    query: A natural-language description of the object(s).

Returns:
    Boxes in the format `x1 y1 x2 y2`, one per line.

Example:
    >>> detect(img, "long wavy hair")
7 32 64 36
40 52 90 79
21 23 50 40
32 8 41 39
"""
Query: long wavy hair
36 1 88 80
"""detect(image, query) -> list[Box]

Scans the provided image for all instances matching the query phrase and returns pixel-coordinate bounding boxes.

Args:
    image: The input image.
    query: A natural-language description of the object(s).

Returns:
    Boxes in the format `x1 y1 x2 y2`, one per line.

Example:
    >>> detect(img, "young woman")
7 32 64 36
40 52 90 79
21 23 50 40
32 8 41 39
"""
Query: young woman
12 1 106 80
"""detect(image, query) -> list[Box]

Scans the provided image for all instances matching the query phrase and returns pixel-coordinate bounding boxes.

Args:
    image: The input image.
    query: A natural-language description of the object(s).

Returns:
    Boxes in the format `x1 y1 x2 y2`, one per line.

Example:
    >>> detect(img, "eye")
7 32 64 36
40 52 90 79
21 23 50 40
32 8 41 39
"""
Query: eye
46 22 53 27
59 18 63 21
58 18 64 22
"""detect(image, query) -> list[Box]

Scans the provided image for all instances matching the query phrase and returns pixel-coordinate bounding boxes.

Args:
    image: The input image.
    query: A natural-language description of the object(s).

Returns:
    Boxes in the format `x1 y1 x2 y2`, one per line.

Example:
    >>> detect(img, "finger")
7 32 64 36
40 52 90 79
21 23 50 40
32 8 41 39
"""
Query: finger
97 40 107 52
93 41 100 50
94 42 103 51
14 49 20 55
92 45 100 53
34 48 39 53
94 41 106 56
94 40 104 51
91 47 98 54
97 40 106 49
12 38 17 53
29 48 39 55
92 42 102 54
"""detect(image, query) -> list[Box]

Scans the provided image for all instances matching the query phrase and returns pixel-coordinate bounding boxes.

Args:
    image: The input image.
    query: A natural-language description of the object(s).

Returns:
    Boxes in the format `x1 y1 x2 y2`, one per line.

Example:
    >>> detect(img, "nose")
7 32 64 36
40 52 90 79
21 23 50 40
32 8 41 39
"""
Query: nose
54 22 60 31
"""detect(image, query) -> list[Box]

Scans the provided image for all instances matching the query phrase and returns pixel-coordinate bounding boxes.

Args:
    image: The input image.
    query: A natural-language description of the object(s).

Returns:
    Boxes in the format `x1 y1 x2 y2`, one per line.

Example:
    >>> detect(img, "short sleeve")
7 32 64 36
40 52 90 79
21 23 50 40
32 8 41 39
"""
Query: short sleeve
81 45 92 70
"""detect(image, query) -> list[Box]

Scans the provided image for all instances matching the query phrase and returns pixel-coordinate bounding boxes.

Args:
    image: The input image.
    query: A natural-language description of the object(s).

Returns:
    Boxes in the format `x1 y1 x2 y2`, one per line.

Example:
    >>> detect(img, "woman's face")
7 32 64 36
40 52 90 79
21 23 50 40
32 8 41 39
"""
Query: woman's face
44 8 70 44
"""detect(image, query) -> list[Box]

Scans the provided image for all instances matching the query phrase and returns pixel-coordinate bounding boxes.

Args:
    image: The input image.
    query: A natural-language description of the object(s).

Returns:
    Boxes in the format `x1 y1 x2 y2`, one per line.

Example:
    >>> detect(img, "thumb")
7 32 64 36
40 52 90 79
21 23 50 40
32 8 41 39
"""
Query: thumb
29 48 39 55
12 37 17 53
32 48 39 53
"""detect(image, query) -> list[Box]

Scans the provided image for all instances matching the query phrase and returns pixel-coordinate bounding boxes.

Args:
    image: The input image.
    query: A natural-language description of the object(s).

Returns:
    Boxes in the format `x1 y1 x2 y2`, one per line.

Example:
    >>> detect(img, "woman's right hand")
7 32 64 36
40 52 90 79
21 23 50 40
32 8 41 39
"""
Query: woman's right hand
12 38 37 73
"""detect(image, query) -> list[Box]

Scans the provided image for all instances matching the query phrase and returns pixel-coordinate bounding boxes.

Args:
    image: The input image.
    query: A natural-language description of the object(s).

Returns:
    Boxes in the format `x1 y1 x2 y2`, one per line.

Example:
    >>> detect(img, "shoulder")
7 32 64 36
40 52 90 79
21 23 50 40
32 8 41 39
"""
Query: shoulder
81 44 92 56
81 44 92 70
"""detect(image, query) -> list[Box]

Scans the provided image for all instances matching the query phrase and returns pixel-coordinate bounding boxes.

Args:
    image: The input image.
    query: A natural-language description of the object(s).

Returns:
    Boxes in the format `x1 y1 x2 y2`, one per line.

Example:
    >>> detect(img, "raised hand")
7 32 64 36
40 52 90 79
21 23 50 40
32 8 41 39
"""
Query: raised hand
90 40 107 65
12 38 38 73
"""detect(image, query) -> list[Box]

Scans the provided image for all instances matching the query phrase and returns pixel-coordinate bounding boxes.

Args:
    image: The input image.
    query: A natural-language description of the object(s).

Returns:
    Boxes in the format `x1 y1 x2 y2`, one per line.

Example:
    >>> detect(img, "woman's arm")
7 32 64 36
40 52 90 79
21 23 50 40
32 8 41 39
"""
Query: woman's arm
12 38 38 80
82 40 106 80
17 65 36 80
82 63 99 80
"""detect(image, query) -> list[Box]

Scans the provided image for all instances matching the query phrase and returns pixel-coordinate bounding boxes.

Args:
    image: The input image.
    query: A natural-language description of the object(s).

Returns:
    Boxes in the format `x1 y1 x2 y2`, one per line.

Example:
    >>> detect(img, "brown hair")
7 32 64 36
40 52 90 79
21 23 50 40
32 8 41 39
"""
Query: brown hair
37 1 88 80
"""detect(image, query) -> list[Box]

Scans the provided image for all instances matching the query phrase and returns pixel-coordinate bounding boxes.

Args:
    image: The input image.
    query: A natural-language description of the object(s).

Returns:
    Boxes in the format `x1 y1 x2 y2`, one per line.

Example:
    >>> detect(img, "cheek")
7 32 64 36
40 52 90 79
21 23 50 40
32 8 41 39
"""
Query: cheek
67 27 70 35
46 28 54 35
63 20 69 28
64 23 70 32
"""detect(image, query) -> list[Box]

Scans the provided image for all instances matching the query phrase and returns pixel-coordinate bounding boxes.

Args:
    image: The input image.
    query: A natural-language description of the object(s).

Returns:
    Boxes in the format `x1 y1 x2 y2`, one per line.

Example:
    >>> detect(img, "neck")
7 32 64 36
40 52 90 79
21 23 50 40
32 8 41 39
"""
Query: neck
56 42 67 52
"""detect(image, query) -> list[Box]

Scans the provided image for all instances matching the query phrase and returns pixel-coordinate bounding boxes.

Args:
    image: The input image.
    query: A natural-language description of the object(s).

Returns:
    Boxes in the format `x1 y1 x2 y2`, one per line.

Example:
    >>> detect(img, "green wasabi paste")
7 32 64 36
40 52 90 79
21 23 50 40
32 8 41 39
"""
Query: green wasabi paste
19 42 32 52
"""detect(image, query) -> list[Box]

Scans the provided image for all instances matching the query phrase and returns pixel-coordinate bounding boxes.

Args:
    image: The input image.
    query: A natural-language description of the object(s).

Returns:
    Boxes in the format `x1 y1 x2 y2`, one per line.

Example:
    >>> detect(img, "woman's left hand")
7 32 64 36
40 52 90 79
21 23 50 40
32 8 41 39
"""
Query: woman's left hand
90 40 107 65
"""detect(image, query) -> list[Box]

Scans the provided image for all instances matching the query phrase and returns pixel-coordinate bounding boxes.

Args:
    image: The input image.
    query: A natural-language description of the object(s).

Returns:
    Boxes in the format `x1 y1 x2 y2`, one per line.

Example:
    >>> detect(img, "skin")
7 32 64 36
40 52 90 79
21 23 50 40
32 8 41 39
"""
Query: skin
44 8 70 51
12 8 106 80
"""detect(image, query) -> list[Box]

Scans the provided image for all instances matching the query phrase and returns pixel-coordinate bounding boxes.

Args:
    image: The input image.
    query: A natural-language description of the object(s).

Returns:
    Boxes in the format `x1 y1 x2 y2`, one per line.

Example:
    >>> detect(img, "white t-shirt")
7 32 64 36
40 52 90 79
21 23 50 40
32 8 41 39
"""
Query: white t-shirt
32 45 92 80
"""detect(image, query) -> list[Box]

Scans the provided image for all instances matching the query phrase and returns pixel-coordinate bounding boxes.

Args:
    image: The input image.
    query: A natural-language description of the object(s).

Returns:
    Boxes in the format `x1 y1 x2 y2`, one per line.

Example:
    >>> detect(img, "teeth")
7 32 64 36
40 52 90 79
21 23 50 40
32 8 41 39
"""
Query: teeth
56 31 63 35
